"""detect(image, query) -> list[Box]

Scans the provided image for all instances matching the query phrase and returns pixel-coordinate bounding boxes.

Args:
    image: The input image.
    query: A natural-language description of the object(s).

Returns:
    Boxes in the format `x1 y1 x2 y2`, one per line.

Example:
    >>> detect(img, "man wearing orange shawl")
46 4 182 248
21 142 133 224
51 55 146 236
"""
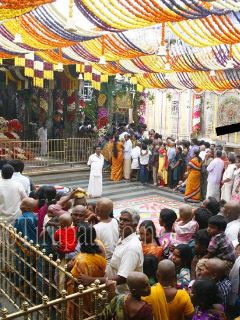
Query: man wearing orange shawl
158 146 168 186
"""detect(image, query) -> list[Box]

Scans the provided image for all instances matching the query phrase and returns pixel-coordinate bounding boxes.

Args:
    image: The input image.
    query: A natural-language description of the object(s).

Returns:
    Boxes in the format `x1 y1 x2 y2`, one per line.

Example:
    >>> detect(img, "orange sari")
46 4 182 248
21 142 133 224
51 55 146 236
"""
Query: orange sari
184 157 202 202
111 142 123 181
142 243 163 261
66 253 106 319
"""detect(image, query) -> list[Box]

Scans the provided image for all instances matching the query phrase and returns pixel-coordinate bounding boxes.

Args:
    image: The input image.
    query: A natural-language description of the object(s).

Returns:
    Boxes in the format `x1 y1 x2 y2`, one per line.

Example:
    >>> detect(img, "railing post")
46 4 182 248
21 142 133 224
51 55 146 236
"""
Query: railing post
64 139 68 164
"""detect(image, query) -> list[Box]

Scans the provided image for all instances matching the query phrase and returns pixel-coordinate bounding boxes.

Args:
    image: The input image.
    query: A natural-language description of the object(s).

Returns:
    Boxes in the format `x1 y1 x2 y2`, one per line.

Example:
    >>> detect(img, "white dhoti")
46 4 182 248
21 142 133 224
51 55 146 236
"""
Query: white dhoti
87 153 104 198
40 140 48 156
206 182 221 201
123 159 131 179
88 175 102 198
131 158 140 170
221 183 233 202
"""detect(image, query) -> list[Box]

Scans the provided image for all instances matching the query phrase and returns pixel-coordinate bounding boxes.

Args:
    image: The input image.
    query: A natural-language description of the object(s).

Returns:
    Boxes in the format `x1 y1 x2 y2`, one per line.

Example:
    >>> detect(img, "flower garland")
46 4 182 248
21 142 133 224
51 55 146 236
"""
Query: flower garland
0 0 53 9
97 107 109 129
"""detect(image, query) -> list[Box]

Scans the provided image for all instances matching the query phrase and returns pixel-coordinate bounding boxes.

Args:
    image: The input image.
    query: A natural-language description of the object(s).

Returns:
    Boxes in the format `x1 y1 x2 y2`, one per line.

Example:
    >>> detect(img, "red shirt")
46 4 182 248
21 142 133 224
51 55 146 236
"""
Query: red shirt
54 226 77 253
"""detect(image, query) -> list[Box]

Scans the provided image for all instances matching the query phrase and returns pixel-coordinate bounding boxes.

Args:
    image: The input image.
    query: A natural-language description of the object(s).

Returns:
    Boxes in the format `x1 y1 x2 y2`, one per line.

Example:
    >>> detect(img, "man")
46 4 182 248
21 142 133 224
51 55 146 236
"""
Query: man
206 149 224 201
123 134 132 180
130 141 141 181
78 208 143 294
38 122 48 156
143 260 193 320
199 144 206 161
14 198 37 243
71 205 89 227
167 141 176 189
94 198 119 263
9 160 31 195
221 153 236 202
224 201 240 242
87 146 104 198
0 164 27 224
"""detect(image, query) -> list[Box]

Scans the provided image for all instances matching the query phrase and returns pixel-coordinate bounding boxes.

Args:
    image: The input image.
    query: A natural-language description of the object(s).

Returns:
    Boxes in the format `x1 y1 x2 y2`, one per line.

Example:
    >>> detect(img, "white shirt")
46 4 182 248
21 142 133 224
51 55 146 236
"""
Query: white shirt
222 163 236 185
199 150 206 161
0 179 27 223
12 172 31 195
87 153 104 177
131 146 141 169
119 132 128 140
225 218 240 242
106 233 143 294
123 139 133 160
38 127 47 141
140 150 150 165
94 218 119 261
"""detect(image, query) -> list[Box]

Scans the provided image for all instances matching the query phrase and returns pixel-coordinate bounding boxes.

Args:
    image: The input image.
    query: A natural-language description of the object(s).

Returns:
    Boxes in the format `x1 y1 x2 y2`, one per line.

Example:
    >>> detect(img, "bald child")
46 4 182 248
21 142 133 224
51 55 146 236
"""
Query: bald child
94 198 119 262
102 272 153 320
54 213 77 255
174 204 199 245
14 197 37 243
156 260 194 320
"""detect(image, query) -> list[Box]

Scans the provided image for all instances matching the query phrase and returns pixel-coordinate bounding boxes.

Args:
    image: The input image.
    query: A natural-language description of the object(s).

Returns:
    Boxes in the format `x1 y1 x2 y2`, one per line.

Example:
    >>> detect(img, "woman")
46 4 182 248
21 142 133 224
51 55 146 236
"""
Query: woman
184 148 203 203
221 153 236 202
67 226 106 319
172 146 184 188
158 144 168 186
231 155 240 203
110 135 124 181
139 220 163 285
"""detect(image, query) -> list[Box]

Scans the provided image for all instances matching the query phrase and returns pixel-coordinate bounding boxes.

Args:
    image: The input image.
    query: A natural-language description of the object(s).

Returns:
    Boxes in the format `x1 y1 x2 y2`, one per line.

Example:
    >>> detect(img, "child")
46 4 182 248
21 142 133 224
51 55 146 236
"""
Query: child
101 272 153 320
191 229 211 279
198 258 231 311
54 213 77 255
157 260 194 320
159 208 177 258
206 215 236 267
171 244 193 289
86 202 98 225
174 204 199 245
191 279 226 319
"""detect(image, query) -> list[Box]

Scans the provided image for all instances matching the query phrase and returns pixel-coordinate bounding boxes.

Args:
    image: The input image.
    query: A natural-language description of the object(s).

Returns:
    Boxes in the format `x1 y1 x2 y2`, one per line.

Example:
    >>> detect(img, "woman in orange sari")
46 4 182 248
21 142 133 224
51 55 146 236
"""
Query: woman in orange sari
110 135 124 181
184 148 202 203
158 144 168 186
66 226 106 319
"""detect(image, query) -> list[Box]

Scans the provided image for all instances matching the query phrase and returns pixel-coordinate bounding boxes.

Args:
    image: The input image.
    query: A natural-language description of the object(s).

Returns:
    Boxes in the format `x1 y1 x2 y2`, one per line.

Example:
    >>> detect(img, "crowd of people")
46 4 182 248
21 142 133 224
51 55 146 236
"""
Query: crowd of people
0 140 240 319
98 124 240 204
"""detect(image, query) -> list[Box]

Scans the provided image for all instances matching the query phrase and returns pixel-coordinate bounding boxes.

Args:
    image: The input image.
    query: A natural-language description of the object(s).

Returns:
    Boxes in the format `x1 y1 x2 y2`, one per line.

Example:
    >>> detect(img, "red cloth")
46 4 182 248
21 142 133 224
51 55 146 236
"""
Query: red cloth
54 226 77 253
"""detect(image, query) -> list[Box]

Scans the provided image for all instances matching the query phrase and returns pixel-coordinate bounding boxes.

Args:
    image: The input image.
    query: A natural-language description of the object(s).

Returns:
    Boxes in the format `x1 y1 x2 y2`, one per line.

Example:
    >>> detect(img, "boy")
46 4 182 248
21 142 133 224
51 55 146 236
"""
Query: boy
206 215 236 266
54 213 77 256
191 229 211 279
102 272 153 320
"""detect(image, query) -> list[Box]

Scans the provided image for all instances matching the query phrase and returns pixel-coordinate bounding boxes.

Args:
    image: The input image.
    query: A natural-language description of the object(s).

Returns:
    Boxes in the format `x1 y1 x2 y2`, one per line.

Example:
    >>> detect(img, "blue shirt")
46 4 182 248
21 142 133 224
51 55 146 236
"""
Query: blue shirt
14 211 38 244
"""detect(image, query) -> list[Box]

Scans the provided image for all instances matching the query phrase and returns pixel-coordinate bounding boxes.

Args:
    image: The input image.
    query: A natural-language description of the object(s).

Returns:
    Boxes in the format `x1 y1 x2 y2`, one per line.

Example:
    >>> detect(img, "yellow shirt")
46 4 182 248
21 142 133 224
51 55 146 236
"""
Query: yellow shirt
167 290 194 320
142 283 169 320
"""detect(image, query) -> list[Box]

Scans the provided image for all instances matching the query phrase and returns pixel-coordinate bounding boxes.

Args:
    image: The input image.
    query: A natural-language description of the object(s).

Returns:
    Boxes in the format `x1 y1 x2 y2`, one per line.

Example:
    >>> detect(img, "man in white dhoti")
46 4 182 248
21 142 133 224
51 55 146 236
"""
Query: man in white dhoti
38 124 48 156
221 153 236 202
123 134 132 180
87 146 104 198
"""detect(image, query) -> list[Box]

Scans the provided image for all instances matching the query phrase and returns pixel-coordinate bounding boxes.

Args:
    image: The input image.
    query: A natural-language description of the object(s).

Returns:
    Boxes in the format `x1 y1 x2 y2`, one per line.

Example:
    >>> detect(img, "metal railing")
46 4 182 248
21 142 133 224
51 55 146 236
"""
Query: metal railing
0 223 108 320
0 138 96 172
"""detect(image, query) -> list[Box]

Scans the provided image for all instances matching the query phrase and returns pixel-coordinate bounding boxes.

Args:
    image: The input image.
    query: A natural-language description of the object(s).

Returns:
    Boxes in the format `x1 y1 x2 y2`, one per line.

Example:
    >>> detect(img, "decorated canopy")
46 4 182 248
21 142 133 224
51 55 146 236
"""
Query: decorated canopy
1 0 240 90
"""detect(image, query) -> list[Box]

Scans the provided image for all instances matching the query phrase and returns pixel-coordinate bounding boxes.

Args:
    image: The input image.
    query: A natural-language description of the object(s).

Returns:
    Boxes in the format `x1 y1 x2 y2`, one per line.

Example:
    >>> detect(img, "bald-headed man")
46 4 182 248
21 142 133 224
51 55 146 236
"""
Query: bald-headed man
224 201 240 242
14 197 37 243
94 198 119 262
